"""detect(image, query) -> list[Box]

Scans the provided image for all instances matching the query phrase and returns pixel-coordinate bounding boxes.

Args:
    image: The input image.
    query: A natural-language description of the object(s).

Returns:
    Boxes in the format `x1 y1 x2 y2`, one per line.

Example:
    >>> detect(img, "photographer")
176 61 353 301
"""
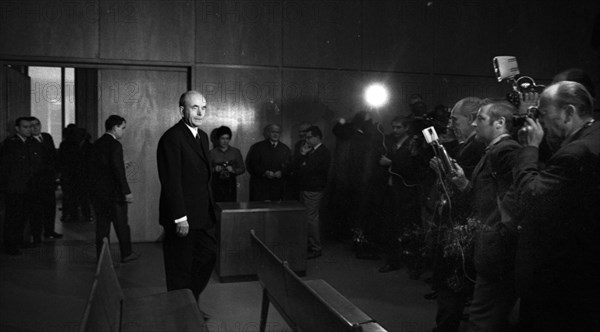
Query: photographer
209 126 245 202
429 97 486 332
514 81 600 331
448 100 521 332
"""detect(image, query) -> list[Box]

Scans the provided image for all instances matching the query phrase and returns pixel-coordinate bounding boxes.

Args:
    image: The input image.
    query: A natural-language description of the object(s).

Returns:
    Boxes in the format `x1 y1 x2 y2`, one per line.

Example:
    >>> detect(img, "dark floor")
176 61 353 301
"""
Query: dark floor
0 216 441 332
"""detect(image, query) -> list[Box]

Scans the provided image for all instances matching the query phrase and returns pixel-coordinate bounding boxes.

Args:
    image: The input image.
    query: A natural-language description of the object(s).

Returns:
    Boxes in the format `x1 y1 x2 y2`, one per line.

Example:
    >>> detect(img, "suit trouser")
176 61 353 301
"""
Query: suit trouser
435 286 470 332
300 190 323 252
468 275 517 332
40 186 57 235
4 193 27 250
4 192 44 248
163 226 217 301
94 199 132 259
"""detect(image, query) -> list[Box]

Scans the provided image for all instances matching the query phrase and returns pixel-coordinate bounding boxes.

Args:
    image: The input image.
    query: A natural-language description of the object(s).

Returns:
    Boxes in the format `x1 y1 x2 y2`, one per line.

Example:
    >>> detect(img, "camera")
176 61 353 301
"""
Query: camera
215 161 232 179
513 106 541 142
493 56 545 108
513 106 541 127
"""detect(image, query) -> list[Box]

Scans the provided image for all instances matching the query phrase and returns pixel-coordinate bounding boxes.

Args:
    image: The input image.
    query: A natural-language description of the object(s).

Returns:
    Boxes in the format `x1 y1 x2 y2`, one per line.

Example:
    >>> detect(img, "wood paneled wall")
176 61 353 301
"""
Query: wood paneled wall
98 68 187 242
0 66 31 141
1 0 599 241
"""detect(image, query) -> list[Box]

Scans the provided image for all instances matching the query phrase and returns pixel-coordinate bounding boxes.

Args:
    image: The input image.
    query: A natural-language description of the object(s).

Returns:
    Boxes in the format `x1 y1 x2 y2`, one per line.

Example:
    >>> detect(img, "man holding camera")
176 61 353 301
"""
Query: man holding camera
450 100 521 332
514 81 600 331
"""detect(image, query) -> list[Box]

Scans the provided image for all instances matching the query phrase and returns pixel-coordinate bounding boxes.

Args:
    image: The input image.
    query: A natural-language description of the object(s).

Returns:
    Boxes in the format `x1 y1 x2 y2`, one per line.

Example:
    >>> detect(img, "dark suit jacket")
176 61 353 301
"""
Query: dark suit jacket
34 133 57 188
157 120 216 230
468 136 521 227
295 143 331 192
245 139 292 201
90 134 131 202
0 135 43 194
515 121 600 299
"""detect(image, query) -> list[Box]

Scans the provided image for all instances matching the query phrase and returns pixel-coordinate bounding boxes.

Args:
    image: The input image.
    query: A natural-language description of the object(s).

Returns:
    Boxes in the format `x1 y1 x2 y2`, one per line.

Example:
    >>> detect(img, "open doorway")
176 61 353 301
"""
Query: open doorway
29 66 76 145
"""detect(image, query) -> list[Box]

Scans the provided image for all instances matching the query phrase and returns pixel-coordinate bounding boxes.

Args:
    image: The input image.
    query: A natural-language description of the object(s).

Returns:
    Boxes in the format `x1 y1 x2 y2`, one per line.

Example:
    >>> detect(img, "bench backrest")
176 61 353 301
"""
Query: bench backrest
250 230 293 322
251 230 361 332
88 238 124 332
282 264 361 332
79 279 99 332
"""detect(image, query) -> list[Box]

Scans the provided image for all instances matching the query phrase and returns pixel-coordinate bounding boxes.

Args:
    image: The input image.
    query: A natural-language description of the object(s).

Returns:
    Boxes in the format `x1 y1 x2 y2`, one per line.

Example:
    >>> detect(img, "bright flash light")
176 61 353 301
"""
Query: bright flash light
364 83 389 108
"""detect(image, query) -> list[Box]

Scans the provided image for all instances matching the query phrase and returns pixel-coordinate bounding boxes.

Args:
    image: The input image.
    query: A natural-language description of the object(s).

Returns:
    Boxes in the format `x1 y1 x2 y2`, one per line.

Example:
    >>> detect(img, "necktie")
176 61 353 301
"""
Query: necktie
195 132 202 145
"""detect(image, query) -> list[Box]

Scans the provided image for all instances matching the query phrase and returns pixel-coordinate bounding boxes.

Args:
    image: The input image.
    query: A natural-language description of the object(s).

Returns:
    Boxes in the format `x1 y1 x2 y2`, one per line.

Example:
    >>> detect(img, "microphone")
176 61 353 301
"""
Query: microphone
422 126 454 176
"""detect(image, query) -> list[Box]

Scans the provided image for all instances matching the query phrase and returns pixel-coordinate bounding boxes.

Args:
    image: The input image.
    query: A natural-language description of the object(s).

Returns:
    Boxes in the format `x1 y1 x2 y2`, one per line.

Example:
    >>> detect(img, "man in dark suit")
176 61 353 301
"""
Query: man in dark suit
429 97 486 332
90 115 138 262
157 91 217 304
450 101 521 331
377 116 423 273
295 126 330 259
514 81 600 331
29 117 62 239
246 124 292 201
0 117 43 254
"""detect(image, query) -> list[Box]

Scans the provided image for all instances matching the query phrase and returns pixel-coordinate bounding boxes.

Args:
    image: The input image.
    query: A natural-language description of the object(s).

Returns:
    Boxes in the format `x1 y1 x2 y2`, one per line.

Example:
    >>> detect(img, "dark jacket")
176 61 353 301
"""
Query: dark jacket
33 133 57 188
90 133 131 202
468 136 521 227
157 120 216 230
515 121 600 298
0 135 43 194
295 143 331 192
246 139 292 201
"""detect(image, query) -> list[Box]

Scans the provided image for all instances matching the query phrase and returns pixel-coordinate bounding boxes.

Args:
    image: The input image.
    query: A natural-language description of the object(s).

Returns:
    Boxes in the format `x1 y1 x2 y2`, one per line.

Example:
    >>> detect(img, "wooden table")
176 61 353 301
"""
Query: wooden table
216 201 307 282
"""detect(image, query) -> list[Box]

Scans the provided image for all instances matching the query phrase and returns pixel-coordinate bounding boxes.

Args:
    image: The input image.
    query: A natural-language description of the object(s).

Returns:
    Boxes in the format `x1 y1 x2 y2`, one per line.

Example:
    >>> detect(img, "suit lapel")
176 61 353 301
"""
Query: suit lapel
177 120 208 163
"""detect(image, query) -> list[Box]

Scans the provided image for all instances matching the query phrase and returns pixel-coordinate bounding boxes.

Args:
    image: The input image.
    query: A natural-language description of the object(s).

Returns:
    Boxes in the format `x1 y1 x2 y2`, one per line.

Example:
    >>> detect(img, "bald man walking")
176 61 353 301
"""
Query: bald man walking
157 91 217 307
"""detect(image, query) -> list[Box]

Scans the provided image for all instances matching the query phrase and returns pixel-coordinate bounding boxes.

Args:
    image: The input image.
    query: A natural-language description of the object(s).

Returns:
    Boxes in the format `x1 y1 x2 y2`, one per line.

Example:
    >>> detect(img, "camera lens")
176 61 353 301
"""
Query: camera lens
527 106 540 119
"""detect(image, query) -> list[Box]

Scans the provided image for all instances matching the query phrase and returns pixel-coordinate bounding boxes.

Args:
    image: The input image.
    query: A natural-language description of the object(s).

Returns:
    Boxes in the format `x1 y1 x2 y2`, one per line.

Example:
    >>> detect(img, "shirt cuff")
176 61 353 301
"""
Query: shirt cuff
174 216 187 224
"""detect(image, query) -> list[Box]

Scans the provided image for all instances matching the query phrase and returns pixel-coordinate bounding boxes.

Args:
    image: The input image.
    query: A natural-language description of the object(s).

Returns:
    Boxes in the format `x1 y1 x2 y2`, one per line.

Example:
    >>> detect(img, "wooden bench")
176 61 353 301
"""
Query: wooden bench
250 229 388 332
79 238 206 332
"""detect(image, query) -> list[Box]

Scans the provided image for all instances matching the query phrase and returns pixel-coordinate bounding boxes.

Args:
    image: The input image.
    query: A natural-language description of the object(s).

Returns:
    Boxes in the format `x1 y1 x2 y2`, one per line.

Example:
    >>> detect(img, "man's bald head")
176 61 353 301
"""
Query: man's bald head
179 90 204 108
450 97 483 139
179 90 207 128
542 81 594 119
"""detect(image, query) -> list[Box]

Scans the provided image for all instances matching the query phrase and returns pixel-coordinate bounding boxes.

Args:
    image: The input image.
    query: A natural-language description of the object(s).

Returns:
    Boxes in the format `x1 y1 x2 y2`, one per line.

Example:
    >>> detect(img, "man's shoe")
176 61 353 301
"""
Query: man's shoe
378 264 400 273
45 232 63 239
424 291 438 300
307 250 322 259
121 252 140 263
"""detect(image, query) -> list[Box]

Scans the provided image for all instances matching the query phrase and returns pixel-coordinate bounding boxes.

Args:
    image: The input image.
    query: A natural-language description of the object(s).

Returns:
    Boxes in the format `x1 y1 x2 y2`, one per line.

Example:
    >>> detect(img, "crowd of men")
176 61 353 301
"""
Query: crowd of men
1 67 598 330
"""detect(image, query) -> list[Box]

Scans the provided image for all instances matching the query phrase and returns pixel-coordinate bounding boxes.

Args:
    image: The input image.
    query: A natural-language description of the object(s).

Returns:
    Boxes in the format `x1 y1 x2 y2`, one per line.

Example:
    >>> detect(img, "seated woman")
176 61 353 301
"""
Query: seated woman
209 126 245 202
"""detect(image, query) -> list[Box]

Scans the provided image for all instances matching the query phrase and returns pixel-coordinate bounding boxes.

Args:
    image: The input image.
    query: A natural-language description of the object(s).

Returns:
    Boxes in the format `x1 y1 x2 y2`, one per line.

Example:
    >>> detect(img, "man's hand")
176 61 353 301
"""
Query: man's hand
518 92 540 115
226 165 234 173
379 155 392 166
265 171 274 179
300 143 312 155
449 161 469 191
429 157 441 172
522 117 544 148
125 193 134 203
273 170 282 178
176 220 189 237
215 165 223 172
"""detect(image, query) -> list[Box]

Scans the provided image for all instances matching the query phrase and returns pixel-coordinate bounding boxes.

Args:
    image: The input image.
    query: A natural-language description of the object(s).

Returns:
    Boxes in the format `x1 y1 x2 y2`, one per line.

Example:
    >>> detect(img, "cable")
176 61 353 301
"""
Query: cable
376 122 421 188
